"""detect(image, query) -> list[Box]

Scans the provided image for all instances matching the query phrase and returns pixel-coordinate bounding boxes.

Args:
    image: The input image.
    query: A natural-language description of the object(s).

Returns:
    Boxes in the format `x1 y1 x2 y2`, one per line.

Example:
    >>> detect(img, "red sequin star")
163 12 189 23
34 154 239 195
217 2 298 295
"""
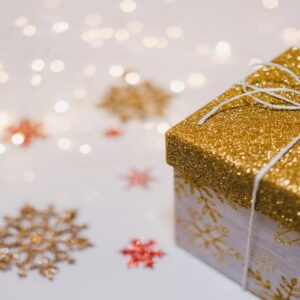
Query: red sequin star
104 128 122 137
120 239 165 269
125 169 154 188
4 119 46 147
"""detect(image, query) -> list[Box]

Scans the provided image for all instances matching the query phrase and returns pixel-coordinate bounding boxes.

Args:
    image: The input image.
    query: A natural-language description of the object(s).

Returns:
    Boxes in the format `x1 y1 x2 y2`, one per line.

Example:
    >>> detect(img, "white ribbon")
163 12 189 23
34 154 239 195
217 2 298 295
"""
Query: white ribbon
197 62 300 289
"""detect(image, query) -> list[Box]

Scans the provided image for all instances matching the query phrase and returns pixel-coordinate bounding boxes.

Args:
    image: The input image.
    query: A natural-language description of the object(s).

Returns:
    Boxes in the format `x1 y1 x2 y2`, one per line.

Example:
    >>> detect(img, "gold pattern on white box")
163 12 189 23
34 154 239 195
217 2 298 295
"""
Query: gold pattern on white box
174 169 300 300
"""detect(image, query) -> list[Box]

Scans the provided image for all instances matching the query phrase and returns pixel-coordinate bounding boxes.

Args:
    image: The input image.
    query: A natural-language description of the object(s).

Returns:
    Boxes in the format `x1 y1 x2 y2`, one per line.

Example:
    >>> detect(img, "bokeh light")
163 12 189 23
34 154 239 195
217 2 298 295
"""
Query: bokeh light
79 144 92 154
54 101 69 113
120 0 137 13
169 80 185 93
109 65 124 78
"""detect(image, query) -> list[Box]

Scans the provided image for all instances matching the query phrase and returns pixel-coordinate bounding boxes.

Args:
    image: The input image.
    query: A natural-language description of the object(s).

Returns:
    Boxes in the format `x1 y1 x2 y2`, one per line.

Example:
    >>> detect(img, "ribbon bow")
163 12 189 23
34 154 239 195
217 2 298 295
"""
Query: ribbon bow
198 62 300 289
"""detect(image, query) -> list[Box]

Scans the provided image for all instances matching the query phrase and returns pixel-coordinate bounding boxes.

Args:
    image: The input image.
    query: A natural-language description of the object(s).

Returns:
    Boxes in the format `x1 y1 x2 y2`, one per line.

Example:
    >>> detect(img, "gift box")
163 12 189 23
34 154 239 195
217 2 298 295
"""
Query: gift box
166 47 300 299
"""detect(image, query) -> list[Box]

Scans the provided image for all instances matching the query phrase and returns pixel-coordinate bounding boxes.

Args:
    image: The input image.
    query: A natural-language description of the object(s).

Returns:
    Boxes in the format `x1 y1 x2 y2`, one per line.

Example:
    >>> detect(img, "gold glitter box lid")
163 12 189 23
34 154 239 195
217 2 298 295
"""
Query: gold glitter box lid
166 47 300 232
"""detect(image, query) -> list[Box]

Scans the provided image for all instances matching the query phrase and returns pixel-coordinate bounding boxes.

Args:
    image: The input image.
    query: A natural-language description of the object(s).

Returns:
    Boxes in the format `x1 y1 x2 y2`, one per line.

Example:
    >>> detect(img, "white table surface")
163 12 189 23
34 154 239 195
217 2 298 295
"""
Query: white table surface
0 0 299 299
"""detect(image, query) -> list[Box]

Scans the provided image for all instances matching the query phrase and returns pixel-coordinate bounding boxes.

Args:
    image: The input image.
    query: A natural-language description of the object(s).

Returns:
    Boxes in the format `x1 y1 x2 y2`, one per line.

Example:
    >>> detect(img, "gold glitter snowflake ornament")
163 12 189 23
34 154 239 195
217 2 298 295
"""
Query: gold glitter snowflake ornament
100 71 171 121
0 205 92 280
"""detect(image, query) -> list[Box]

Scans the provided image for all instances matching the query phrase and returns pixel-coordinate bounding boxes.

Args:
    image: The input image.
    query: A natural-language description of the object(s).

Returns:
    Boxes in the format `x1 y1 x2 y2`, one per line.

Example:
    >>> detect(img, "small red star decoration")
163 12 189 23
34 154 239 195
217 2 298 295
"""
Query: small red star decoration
4 119 46 147
125 169 154 188
120 239 165 269
104 128 122 137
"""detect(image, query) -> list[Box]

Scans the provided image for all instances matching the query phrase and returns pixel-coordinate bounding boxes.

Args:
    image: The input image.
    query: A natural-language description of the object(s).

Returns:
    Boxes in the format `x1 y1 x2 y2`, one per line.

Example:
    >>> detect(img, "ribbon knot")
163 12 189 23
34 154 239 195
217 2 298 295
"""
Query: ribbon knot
198 62 300 290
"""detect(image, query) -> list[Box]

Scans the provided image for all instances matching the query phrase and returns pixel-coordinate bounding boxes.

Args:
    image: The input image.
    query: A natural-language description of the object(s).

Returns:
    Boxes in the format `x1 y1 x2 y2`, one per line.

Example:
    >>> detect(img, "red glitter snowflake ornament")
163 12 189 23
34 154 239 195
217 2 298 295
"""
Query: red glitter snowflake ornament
120 239 165 269
4 119 46 147
125 169 154 189
104 128 122 137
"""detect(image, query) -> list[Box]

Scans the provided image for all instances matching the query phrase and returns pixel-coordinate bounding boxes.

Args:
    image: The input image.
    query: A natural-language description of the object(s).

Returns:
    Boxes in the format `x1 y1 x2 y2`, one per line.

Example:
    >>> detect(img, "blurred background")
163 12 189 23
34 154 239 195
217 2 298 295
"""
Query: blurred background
0 0 299 299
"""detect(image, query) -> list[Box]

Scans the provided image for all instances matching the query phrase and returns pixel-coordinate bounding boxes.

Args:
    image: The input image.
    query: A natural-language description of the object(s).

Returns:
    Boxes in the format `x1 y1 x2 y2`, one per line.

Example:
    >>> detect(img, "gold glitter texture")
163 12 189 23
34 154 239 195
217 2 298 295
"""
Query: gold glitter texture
0 205 92 279
100 74 171 121
166 47 300 232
